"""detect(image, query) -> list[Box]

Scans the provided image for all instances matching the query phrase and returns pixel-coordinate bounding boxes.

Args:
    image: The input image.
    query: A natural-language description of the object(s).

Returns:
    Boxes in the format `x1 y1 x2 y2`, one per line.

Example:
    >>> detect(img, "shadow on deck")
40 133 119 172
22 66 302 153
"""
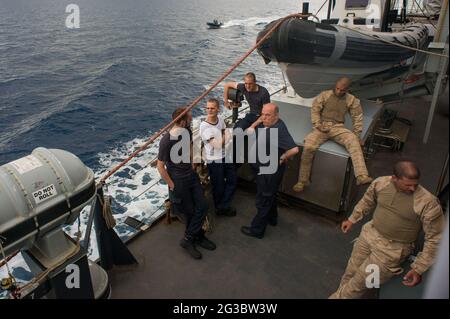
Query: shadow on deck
109 187 349 299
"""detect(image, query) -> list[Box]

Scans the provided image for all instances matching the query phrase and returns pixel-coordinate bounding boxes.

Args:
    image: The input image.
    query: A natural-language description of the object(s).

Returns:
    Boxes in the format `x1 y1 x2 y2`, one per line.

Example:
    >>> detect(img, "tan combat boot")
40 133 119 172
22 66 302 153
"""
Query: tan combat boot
356 175 373 185
293 181 310 192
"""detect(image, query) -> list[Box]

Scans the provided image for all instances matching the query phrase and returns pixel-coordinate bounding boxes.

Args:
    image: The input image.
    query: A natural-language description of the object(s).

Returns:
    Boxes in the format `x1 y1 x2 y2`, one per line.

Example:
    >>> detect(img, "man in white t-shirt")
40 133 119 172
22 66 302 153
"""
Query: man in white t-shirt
200 98 237 216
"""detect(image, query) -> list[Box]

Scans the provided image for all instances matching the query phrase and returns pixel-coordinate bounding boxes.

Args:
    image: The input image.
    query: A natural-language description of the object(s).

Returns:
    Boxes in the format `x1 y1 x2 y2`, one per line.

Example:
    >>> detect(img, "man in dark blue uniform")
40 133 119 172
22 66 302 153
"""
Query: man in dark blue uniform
224 72 271 165
223 72 270 131
157 107 215 260
241 103 299 238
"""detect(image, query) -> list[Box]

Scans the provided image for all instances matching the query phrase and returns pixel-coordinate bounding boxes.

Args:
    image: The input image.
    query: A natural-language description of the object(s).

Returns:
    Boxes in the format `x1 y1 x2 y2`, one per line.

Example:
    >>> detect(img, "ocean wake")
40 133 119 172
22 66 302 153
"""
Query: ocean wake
221 16 281 28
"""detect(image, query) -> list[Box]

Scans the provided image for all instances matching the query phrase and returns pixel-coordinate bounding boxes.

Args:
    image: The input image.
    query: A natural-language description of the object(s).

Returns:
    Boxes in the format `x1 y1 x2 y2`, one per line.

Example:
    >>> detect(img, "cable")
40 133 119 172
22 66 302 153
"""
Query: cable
0 250 19 270
97 13 309 185
412 0 437 20
112 179 162 211
314 0 329 17
339 24 448 58
13 227 83 298
105 155 158 187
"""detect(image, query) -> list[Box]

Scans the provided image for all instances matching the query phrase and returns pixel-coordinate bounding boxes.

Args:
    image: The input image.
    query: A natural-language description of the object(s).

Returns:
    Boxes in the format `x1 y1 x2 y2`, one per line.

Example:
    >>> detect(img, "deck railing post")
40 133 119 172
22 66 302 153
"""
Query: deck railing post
94 185 138 270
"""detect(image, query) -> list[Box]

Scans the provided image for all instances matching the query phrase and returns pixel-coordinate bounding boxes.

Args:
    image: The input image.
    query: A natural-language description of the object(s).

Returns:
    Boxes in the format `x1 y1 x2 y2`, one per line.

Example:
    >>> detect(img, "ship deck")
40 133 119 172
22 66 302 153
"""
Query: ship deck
108 89 449 299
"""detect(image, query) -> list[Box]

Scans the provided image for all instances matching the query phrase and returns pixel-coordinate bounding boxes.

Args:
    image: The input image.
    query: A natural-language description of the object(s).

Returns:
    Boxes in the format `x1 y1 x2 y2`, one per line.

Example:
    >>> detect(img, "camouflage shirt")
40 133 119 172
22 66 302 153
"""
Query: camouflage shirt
311 90 363 137
348 176 445 275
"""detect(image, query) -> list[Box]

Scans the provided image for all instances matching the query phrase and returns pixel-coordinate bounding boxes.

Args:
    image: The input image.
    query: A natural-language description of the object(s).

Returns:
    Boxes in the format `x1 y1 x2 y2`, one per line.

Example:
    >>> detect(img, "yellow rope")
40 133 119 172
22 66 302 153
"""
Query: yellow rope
0 239 15 291
97 194 117 229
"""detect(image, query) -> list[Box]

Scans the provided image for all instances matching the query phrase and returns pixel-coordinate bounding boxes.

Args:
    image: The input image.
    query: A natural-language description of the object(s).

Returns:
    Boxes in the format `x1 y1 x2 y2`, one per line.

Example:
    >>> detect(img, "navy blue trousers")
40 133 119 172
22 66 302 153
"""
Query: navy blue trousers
250 165 286 236
207 161 237 210
234 112 260 131
169 172 208 240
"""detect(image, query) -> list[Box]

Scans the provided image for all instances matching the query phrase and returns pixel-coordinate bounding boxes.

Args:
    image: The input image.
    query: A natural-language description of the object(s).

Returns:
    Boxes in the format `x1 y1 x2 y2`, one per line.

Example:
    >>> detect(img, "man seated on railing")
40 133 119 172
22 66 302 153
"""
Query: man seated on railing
223 72 270 131
157 107 216 260
293 77 373 193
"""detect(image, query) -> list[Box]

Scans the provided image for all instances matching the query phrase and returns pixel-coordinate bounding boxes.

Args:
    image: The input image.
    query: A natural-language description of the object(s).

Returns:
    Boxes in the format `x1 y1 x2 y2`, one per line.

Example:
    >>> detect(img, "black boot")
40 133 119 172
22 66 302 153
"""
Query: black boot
195 233 217 251
180 238 202 259
216 207 237 217
240 226 264 239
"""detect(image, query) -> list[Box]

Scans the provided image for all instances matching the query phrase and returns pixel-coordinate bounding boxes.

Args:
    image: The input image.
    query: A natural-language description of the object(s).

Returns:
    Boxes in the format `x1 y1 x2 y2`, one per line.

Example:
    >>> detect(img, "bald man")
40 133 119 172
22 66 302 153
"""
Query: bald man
330 161 445 298
241 103 299 238
293 77 372 193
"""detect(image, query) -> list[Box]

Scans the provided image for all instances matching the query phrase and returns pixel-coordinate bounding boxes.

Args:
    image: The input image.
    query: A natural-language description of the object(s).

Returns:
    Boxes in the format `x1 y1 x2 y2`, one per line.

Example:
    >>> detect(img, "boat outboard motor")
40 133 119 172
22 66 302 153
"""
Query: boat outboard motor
0 147 99 298
227 88 244 123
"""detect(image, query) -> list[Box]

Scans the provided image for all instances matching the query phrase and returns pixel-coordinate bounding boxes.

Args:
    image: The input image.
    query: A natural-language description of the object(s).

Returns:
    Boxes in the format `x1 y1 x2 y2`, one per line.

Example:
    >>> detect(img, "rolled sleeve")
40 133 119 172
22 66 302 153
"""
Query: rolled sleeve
411 200 445 275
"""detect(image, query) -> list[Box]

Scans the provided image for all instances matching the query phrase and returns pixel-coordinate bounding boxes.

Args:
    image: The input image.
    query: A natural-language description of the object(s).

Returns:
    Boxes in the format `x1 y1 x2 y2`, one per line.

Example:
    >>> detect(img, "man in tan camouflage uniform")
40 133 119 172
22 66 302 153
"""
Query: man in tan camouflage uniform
293 77 372 192
330 161 445 299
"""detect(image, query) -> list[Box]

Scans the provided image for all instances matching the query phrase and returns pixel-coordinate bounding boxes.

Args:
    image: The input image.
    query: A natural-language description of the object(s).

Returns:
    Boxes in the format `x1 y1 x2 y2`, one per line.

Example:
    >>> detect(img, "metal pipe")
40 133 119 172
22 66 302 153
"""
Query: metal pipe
423 45 449 144
435 0 449 42
382 0 392 31
81 195 97 250
402 0 408 22
327 0 333 20
302 2 309 20
436 152 449 195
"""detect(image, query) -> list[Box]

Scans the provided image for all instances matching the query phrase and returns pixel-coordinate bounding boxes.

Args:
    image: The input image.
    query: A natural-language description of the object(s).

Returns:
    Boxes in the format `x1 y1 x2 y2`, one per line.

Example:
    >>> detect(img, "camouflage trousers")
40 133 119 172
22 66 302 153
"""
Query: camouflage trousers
298 124 368 183
329 221 414 299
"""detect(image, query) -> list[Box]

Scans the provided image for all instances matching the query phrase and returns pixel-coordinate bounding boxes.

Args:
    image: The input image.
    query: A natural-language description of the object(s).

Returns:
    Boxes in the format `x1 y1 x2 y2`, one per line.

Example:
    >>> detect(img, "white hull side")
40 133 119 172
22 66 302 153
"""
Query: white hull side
280 62 432 100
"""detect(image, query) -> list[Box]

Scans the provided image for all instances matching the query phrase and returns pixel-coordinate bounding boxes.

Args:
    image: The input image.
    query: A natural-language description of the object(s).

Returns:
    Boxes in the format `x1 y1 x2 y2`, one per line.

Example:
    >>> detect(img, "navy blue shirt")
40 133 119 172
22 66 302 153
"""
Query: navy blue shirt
251 119 297 172
237 83 270 115
158 128 193 179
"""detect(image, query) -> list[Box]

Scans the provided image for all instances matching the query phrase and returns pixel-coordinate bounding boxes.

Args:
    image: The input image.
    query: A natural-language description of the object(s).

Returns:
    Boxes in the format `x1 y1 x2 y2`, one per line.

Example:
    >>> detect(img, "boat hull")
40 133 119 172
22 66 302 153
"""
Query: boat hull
279 61 431 100
257 18 430 99
207 22 222 29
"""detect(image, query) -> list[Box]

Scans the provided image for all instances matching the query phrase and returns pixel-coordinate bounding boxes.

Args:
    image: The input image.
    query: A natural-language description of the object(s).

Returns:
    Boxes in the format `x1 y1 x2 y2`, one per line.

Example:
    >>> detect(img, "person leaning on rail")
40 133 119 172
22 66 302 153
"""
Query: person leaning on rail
157 107 215 260
223 72 270 131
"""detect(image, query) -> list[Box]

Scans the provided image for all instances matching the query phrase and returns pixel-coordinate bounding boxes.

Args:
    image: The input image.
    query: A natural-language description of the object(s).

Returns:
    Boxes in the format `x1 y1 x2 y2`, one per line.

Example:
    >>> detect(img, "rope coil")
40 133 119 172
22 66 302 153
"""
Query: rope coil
97 194 117 229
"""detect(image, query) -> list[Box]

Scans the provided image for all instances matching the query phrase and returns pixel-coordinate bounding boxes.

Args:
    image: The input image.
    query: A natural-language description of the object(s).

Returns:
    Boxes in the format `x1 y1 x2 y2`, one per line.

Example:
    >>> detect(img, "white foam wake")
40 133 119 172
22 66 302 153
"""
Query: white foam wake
62 135 168 262
221 16 281 28
0 136 168 298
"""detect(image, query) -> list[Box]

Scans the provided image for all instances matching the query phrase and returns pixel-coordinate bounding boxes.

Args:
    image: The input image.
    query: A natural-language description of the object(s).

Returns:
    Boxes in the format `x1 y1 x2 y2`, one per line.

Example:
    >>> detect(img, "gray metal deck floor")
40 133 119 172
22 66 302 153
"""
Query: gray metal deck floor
108 188 350 299
108 90 448 299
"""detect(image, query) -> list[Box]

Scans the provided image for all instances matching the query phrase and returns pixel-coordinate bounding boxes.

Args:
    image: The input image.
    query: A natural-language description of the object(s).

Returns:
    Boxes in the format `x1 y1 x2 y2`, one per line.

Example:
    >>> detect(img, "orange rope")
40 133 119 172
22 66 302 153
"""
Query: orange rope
0 250 19 269
98 13 307 185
